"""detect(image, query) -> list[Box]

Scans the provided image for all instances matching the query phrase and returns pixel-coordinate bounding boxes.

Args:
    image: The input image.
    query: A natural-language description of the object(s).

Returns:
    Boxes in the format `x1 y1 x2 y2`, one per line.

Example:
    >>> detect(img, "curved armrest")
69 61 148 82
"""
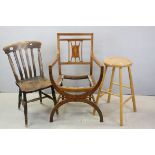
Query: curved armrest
92 55 103 67
49 57 58 68
49 62 104 100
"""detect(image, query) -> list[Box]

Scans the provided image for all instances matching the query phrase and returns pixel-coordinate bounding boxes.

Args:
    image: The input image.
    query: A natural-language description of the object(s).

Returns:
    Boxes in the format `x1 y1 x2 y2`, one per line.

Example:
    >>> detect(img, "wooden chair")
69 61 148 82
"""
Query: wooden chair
49 33 104 122
94 57 137 126
3 41 57 127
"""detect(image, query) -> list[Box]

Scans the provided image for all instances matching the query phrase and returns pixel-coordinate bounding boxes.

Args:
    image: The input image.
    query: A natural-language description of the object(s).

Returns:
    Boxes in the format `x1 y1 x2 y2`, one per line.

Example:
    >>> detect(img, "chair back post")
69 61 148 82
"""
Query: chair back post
90 33 93 75
57 34 62 75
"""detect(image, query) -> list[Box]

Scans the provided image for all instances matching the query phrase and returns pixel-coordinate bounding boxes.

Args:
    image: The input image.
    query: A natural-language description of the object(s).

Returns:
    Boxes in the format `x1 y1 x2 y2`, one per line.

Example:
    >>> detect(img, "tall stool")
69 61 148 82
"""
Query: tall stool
93 57 137 126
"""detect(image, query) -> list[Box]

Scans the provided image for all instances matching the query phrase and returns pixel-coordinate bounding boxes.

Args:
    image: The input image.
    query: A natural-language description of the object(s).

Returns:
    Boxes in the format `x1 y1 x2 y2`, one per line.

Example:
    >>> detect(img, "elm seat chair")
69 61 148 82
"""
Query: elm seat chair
3 41 57 127
49 33 104 122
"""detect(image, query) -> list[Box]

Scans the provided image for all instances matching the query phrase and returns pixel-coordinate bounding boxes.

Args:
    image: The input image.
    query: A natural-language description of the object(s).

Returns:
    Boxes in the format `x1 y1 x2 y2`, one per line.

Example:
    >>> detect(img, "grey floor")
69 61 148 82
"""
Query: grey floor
0 93 155 129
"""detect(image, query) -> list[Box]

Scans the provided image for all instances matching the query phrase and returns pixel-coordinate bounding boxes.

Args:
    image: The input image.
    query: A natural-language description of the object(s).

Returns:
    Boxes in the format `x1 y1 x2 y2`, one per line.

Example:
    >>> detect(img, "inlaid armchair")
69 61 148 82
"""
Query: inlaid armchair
49 33 104 122
3 41 57 127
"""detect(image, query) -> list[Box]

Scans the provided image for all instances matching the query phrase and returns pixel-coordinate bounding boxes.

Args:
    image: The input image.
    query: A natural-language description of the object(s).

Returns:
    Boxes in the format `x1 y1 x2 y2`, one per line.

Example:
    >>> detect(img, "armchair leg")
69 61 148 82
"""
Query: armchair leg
93 66 107 115
18 90 22 109
51 87 58 115
23 93 28 127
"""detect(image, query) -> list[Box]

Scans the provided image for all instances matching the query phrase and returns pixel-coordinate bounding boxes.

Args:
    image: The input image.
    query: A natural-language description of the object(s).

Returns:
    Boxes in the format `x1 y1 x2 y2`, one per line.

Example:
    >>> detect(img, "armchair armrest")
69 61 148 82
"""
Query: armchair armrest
49 57 58 68
92 55 102 67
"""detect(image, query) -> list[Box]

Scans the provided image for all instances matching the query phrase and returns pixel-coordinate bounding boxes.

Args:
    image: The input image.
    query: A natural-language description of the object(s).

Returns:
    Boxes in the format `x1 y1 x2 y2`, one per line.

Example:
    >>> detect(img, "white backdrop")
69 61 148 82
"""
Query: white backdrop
0 26 155 95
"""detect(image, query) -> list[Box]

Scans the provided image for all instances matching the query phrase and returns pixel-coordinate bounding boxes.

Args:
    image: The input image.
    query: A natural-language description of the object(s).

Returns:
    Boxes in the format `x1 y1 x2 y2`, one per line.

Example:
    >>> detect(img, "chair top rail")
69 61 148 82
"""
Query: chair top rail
59 38 91 41
57 33 93 36
3 41 41 54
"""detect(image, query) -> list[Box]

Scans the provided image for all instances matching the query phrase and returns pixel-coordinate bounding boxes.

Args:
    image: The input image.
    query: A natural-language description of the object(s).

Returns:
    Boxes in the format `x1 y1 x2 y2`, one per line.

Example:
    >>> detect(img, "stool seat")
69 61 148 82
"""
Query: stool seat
104 57 132 67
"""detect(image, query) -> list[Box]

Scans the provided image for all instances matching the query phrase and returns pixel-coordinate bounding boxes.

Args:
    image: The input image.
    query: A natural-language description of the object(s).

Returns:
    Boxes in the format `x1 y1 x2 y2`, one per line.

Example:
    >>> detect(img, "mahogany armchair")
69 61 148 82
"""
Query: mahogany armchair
3 41 57 127
49 33 104 122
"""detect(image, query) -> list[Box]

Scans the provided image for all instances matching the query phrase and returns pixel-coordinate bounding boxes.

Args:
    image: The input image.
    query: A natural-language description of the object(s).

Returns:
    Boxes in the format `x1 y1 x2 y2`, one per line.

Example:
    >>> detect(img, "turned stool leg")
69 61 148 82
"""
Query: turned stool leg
93 66 107 115
107 67 115 103
128 66 137 112
119 67 123 126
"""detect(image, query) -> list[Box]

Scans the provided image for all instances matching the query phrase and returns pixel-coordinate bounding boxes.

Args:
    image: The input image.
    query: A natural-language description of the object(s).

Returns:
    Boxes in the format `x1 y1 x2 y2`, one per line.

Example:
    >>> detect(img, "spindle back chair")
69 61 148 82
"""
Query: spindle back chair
3 41 57 127
49 33 104 122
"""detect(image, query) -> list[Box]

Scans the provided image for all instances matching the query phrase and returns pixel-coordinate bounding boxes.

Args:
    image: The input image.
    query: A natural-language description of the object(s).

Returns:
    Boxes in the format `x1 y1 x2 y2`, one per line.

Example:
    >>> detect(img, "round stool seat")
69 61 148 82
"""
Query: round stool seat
104 57 132 67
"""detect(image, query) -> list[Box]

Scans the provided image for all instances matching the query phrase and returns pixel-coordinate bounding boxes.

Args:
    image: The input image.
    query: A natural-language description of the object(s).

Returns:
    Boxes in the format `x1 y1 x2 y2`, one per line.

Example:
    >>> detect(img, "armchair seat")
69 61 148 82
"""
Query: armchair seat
17 76 52 93
56 74 96 86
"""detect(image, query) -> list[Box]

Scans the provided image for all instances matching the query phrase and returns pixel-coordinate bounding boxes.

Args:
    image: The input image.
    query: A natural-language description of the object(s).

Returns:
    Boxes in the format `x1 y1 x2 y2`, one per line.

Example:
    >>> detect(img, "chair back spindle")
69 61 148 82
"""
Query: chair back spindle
38 47 44 77
25 48 32 78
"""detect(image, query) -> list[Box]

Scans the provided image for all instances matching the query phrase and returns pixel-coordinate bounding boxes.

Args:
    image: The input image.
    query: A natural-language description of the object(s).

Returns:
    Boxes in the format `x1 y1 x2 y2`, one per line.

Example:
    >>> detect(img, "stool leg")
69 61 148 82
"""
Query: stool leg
107 67 115 103
93 66 107 115
128 66 137 112
119 67 123 126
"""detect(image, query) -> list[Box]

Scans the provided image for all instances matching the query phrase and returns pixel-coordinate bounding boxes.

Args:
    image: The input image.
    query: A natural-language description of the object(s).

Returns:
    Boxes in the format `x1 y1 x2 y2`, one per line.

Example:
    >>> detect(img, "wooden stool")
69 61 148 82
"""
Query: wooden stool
93 57 137 126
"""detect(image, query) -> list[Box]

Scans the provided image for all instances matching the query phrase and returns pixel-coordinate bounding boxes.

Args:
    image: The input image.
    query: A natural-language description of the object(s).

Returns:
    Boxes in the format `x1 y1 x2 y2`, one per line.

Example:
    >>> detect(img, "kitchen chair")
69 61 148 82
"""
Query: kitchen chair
3 41 57 127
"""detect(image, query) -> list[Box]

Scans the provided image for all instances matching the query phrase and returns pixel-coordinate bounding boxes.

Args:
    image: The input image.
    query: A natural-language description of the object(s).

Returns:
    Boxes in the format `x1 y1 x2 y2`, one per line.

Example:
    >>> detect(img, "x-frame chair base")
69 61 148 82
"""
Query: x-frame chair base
49 72 104 123
50 96 103 123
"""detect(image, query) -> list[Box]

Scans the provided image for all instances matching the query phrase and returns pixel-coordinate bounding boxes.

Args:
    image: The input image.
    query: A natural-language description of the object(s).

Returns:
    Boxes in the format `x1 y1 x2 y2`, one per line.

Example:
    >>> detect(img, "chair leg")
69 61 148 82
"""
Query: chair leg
23 93 28 127
107 67 115 103
89 95 91 101
39 90 42 104
119 67 123 126
128 66 137 112
18 90 22 109
93 66 107 115
89 83 91 101
51 87 58 115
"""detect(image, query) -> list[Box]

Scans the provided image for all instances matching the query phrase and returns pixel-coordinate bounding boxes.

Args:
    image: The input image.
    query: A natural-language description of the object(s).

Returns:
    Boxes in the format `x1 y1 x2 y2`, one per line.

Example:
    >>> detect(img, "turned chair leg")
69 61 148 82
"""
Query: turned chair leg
23 93 28 127
39 90 42 104
119 67 123 126
107 67 115 103
93 66 107 115
89 84 92 101
128 66 137 112
18 90 22 109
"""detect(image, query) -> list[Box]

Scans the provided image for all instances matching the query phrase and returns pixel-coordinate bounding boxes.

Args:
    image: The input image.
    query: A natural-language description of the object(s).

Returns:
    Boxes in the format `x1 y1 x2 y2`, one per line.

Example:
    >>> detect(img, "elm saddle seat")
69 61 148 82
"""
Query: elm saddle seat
49 33 104 122
17 76 52 93
3 41 57 127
